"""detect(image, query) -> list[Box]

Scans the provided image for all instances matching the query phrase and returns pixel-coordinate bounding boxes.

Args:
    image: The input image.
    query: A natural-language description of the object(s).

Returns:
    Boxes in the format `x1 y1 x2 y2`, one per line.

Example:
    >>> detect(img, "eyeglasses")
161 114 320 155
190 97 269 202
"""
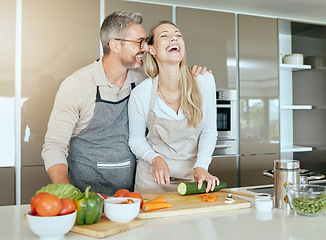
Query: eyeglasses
114 37 148 49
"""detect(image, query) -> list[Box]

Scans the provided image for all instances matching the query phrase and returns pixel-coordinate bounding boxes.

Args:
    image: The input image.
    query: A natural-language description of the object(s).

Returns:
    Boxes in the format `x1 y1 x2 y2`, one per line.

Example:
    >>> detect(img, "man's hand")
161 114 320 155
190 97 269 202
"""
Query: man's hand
47 164 70 184
193 167 219 193
152 156 170 185
191 65 213 77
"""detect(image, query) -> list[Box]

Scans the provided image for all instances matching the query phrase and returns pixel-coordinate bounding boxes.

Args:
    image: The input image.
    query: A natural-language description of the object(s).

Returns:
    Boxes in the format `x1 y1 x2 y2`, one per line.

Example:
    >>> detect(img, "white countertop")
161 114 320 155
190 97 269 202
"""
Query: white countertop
2 187 326 240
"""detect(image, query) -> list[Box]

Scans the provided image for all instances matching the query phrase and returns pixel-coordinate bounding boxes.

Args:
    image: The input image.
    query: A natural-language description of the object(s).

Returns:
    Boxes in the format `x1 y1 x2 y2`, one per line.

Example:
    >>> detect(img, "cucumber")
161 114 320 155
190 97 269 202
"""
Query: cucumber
177 181 227 195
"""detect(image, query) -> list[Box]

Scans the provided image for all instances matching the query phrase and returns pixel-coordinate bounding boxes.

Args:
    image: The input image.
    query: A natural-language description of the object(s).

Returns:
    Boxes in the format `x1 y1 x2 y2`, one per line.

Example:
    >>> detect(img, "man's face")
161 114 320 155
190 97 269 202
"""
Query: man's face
119 23 148 69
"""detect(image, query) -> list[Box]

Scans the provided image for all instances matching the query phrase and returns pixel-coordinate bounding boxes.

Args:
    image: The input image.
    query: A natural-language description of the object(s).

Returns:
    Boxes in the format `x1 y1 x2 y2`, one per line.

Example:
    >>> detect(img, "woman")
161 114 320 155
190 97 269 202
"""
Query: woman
128 21 219 194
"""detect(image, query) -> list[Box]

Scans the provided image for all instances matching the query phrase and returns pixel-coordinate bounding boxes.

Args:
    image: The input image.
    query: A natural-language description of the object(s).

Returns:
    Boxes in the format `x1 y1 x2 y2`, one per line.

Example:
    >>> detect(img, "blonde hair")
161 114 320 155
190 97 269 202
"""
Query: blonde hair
144 21 203 128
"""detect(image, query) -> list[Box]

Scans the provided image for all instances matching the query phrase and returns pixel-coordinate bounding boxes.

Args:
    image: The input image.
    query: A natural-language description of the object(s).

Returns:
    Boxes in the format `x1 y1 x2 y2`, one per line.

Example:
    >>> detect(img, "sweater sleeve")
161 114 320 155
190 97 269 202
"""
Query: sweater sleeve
41 77 82 170
128 81 160 164
193 73 217 170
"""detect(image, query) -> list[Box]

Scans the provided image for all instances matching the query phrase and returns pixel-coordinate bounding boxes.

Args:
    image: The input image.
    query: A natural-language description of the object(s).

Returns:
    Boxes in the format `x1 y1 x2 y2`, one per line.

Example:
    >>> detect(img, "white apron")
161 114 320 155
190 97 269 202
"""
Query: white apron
135 76 202 194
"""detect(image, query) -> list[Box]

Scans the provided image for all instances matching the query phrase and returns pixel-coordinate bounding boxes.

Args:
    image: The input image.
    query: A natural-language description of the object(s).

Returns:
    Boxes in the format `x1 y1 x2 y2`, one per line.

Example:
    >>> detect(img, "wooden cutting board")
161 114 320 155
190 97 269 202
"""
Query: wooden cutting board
70 215 143 239
138 191 251 219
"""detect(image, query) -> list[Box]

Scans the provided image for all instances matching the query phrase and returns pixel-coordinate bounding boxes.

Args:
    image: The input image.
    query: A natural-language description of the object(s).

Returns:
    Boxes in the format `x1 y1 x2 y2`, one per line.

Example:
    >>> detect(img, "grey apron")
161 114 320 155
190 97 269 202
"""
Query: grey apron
68 84 136 196
135 76 202 194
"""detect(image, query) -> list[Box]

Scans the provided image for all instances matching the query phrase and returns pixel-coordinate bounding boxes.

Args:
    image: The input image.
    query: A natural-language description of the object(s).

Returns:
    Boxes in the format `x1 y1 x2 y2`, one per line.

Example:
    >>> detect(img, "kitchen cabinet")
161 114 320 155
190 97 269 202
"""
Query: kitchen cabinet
240 154 278 186
0 168 15 206
279 20 326 162
21 0 100 167
279 20 314 157
21 166 51 204
279 20 326 175
105 0 172 36
238 14 279 156
176 7 236 90
0 0 15 167
238 15 279 186
20 0 100 203
208 156 237 188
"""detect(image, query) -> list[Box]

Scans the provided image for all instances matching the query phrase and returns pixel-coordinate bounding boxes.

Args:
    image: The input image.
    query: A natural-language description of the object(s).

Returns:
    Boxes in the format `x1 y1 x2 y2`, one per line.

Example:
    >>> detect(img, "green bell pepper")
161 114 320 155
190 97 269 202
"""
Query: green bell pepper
74 186 103 225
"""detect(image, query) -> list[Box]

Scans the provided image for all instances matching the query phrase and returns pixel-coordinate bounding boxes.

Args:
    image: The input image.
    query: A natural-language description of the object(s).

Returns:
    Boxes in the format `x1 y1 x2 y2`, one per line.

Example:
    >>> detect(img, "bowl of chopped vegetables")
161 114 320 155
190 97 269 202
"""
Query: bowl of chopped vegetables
286 184 326 216
104 197 141 222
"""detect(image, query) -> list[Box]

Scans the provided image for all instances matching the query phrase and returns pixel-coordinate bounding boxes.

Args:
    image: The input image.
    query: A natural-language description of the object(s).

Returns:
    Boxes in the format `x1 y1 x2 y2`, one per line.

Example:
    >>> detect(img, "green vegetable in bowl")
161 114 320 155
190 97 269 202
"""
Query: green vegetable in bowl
292 193 326 215
35 183 81 200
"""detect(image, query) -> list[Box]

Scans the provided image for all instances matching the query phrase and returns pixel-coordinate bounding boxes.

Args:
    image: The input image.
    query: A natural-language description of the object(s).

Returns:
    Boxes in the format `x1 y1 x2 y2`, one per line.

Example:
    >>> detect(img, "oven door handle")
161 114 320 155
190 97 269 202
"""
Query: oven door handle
215 144 232 149
216 104 231 108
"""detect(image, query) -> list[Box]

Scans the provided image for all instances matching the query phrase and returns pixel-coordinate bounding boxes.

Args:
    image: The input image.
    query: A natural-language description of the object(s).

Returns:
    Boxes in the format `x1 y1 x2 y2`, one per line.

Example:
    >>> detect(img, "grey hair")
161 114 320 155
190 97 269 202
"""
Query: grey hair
100 11 143 55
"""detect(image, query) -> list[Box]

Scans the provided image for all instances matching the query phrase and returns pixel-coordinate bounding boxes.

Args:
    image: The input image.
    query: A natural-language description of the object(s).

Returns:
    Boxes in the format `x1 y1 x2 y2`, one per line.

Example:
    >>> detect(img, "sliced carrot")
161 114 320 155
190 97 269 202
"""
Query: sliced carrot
208 194 218 198
142 202 173 212
146 196 167 204
204 197 217 203
200 193 218 202
200 193 209 197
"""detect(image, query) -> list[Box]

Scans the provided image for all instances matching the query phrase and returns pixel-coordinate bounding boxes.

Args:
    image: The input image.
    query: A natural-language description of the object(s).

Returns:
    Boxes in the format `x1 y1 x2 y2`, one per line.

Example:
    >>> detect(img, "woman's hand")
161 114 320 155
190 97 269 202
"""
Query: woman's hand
191 65 213 77
152 156 171 185
193 167 220 193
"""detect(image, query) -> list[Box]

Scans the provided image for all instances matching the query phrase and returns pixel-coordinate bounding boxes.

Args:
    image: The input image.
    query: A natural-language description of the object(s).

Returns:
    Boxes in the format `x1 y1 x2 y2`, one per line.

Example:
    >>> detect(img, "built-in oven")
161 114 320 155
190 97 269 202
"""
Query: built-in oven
213 89 238 156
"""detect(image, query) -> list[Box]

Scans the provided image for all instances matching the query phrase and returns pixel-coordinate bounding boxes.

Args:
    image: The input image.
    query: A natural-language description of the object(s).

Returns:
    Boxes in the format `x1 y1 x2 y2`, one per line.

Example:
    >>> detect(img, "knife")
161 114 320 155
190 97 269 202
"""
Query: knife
169 177 192 184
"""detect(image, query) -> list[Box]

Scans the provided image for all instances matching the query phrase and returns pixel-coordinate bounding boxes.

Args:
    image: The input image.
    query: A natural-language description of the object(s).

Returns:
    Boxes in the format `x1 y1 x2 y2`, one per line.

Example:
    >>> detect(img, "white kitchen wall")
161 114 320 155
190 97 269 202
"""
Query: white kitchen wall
0 0 16 167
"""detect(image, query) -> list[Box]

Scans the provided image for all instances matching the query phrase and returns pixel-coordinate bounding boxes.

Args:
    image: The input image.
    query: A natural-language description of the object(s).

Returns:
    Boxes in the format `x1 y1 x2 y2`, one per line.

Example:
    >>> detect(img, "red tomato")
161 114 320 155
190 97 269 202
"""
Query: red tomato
128 192 144 207
114 189 131 197
59 198 76 215
30 192 50 214
36 193 62 216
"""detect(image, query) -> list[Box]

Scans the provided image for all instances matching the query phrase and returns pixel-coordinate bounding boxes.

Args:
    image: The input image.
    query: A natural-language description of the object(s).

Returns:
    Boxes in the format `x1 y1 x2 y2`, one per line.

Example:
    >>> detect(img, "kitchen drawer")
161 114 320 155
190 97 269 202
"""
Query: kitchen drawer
21 166 51 204
0 167 15 206
240 154 279 187
209 156 237 188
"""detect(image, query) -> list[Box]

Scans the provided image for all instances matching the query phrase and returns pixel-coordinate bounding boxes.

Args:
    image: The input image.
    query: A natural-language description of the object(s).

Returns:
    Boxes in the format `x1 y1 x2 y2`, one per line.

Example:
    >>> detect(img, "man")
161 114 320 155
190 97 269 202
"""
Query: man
42 11 207 196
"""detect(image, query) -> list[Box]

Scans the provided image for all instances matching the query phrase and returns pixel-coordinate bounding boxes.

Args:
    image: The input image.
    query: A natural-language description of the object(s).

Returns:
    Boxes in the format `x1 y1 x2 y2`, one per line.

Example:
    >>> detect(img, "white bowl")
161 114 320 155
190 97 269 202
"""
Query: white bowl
104 197 140 222
284 53 304 65
27 210 76 240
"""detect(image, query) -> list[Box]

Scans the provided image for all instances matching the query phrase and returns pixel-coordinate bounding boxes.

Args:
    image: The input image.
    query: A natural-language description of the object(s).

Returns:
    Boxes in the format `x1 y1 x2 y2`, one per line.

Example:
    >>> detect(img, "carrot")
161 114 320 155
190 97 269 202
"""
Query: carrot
142 202 173 212
200 193 218 202
202 196 217 202
146 196 167 204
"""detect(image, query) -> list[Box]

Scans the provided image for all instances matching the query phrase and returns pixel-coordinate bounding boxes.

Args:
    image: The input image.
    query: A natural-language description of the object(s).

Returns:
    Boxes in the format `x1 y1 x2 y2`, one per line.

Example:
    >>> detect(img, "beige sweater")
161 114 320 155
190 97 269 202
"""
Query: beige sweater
41 58 146 170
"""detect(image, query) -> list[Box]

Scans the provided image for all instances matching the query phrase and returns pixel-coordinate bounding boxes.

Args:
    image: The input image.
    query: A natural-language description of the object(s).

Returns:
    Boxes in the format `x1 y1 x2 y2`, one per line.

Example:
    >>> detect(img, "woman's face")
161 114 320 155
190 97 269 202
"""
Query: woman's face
150 23 185 64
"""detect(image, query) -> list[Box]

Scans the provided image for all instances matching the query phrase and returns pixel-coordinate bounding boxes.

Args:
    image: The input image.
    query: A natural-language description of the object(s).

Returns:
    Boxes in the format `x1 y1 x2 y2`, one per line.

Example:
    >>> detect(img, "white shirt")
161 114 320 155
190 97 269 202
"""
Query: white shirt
128 72 217 170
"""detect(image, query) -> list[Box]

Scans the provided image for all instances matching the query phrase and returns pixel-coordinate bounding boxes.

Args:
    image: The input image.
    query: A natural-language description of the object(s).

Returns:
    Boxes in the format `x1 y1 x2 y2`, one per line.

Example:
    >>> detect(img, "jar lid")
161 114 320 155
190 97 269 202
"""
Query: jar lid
274 160 300 170
284 53 303 57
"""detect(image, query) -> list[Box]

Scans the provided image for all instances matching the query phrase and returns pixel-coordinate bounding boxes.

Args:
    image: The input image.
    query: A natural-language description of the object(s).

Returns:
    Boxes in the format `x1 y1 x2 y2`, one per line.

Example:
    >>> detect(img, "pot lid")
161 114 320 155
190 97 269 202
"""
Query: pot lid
274 160 300 170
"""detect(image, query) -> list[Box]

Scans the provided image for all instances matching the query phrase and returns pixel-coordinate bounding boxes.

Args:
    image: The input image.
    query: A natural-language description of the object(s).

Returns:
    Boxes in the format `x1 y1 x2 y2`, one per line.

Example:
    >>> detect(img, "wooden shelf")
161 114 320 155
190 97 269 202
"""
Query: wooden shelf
310 66 326 70
281 145 313 153
280 105 312 110
280 64 311 71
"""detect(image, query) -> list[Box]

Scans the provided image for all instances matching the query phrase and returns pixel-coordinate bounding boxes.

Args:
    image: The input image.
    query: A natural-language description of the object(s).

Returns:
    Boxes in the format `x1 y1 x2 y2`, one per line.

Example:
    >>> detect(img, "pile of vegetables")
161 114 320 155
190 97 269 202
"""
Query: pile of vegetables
30 193 76 217
200 193 218 202
142 196 173 212
292 193 326 215
113 189 144 208
30 183 104 225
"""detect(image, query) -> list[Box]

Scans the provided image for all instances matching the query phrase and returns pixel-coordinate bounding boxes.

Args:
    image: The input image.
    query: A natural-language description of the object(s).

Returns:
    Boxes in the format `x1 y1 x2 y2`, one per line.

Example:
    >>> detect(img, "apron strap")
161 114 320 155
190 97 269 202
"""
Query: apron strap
149 77 158 112
147 76 158 124
95 86 131 104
